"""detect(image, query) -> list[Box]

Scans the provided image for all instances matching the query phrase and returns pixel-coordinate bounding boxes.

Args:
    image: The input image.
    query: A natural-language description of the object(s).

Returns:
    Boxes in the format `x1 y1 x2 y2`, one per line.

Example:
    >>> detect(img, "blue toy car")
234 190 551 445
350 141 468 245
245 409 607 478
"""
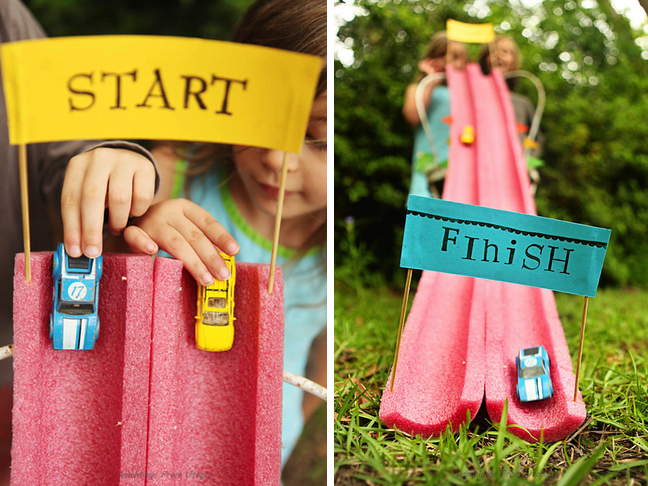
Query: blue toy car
515 346 553 402
50 243 103 350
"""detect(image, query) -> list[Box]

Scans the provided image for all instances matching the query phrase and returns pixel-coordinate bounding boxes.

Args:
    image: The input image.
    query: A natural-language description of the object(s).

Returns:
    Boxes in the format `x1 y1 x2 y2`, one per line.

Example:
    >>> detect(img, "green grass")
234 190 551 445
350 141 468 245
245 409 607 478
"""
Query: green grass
334 278 648 485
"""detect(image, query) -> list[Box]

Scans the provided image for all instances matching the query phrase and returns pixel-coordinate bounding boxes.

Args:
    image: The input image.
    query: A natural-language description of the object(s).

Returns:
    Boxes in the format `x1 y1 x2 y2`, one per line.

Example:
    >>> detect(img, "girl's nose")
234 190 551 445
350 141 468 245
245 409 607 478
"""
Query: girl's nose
262 149 299 172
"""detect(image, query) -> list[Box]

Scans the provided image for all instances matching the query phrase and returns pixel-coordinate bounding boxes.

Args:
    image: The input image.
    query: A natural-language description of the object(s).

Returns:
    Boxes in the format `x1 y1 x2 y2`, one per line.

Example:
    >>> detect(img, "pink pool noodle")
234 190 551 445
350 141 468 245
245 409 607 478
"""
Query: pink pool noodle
146 257 284 485
379 66 487 436
11 252 153 485
468 64 586 441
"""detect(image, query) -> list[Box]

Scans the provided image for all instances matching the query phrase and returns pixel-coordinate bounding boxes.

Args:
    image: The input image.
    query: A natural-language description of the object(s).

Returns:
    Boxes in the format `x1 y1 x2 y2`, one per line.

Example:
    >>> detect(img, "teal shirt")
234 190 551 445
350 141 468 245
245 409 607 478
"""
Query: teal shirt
410 85 451 198
168 166 327 466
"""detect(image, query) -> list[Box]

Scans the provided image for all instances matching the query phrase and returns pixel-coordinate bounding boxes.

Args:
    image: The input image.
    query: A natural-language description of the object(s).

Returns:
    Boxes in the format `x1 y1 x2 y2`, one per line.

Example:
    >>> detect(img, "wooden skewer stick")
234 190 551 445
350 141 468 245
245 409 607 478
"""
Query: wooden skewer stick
389 268 413 393
283 370 327 401
19 144 31 284
268 152 290 295
0 345 13 361
573 296 589 402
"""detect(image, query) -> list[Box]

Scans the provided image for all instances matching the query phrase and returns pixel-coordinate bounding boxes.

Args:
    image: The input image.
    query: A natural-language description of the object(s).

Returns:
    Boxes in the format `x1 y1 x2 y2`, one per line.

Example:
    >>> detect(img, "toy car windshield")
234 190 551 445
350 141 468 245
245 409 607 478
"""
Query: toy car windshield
208 297 227 308
522 347 539 356
58 302 94 315
203 312 229 326
520 365 546 379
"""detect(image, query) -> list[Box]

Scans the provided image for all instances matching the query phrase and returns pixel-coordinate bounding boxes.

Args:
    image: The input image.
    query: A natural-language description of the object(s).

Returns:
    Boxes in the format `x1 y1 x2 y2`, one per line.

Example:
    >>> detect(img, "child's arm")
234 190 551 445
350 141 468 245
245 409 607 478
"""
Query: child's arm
402 59 444 127
123 199 240 285
60 147 157 259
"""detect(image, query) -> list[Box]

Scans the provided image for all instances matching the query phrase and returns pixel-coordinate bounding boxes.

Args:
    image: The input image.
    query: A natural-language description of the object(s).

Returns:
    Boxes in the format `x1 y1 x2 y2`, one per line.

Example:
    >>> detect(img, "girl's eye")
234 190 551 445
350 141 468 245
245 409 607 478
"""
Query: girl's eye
306 134 327 151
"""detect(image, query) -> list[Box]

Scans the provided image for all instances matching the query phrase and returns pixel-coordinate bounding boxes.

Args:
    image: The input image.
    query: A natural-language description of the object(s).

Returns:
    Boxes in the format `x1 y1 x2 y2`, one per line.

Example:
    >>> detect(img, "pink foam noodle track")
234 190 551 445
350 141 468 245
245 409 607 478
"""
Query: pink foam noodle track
379 273 485 437
11 252 153 486
467 64 586 441
11 254 284 485
380 64 585 441
146 258 284 485
379 66 486 437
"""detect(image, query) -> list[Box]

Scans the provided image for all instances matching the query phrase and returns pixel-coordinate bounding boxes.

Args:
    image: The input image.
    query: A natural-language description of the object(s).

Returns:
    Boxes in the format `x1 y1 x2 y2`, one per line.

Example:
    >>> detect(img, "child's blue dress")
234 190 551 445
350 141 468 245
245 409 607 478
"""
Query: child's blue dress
409 85 451 198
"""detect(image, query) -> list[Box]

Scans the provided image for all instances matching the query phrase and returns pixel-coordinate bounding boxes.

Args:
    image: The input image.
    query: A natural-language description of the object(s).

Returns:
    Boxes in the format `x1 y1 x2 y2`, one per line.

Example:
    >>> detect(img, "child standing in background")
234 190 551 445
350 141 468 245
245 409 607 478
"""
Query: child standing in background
402 32 467 198
123 0 327 469
479 35 544 157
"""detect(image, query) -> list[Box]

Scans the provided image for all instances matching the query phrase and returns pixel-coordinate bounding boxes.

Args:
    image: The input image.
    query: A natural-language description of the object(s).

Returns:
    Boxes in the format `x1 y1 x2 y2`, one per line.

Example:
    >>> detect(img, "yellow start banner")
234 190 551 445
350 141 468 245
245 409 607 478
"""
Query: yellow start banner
1 35 321 153
446 19 495 44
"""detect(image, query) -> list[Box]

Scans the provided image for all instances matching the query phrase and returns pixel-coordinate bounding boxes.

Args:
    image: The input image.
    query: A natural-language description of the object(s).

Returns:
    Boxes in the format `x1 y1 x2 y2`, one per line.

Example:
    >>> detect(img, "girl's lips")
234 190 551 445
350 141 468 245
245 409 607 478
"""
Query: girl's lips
258 182 295 199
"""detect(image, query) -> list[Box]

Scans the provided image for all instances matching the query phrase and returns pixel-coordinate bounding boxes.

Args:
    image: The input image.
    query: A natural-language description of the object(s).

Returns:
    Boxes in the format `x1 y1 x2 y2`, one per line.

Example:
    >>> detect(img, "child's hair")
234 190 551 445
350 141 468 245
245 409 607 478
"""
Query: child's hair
479 36 521 88
422 32 449 62
415 31 467 83
175 0 327 258
233 0 326 98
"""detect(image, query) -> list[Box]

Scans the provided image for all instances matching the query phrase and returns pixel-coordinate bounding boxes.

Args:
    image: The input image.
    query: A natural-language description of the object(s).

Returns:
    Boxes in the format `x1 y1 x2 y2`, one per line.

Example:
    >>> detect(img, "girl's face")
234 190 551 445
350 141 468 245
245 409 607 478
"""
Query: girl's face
496 38 517 72
447 42 468 70
233 93 327 225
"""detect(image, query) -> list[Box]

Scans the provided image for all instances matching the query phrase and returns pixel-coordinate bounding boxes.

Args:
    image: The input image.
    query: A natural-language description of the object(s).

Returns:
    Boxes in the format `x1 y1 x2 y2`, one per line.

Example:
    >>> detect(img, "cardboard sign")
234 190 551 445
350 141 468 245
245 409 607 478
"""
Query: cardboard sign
401 196 611 297
446 19 495 44
1 36 321 152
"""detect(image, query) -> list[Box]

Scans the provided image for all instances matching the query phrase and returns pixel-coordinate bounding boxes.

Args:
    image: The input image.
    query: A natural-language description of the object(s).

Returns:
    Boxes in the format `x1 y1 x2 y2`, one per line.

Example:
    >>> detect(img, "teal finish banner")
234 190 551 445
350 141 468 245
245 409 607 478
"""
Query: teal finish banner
401 196 611 297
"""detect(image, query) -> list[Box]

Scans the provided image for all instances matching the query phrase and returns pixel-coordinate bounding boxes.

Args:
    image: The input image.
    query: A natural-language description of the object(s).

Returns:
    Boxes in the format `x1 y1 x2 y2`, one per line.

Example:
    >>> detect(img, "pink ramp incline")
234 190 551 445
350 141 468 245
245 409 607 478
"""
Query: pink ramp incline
12 253 153 486
146 257 284 485
379 67 487 437
464 63 586 441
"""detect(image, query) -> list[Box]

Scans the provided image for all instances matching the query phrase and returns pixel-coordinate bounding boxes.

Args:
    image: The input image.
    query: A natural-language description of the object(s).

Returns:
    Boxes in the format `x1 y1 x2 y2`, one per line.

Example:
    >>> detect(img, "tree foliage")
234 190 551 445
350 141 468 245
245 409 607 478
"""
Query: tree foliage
335 0 648 288
24 0 254 39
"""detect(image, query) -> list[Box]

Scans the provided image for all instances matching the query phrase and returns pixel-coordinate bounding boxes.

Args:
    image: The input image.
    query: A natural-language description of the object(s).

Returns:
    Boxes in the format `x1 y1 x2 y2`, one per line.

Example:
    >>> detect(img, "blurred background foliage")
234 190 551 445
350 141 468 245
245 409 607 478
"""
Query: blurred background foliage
23 0 253 39
335 0 648 288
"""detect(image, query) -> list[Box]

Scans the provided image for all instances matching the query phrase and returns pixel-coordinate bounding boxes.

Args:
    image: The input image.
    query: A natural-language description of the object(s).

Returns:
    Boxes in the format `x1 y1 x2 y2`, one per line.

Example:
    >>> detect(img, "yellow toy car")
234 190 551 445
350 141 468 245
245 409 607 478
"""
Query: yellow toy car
195 254 236 352
460 125 475 145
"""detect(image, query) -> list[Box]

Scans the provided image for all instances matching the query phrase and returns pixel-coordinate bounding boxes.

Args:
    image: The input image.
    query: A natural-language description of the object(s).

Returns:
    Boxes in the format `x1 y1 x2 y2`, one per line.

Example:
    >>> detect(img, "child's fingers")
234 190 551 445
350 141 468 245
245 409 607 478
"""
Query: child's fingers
123 225 158 255
130 162 156 217
106 163 134 236
184 205 240 256
60 156 87 258
158 225 221 286
79 161 111 258
168 216 232 282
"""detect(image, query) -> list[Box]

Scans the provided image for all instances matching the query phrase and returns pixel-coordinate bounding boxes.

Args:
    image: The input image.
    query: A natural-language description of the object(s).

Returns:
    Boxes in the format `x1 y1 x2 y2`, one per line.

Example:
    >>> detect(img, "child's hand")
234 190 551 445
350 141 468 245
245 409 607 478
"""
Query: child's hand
418 58 444 76
123 198 240 285
61 147 156 258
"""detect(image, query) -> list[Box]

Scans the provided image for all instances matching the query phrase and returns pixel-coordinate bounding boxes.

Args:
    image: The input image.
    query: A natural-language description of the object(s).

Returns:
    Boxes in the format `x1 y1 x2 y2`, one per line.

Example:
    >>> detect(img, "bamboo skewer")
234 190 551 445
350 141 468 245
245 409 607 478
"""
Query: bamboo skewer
283 370 327 401
573 296 589 402
389 268 413 392
19 144 31 283
0 345 13 361
268 152 290 295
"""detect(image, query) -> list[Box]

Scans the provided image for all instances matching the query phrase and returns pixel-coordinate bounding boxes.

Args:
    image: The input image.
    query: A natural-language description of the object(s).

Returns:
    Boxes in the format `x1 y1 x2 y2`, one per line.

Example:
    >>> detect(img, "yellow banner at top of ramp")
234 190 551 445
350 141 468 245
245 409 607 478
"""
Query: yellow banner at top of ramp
1 35 321 153
446 19 495 44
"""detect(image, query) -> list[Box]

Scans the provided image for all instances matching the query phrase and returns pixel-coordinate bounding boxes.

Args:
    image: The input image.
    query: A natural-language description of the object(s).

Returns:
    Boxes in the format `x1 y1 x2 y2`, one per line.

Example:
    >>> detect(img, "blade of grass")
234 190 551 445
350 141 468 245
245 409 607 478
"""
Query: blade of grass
555 442 607 486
